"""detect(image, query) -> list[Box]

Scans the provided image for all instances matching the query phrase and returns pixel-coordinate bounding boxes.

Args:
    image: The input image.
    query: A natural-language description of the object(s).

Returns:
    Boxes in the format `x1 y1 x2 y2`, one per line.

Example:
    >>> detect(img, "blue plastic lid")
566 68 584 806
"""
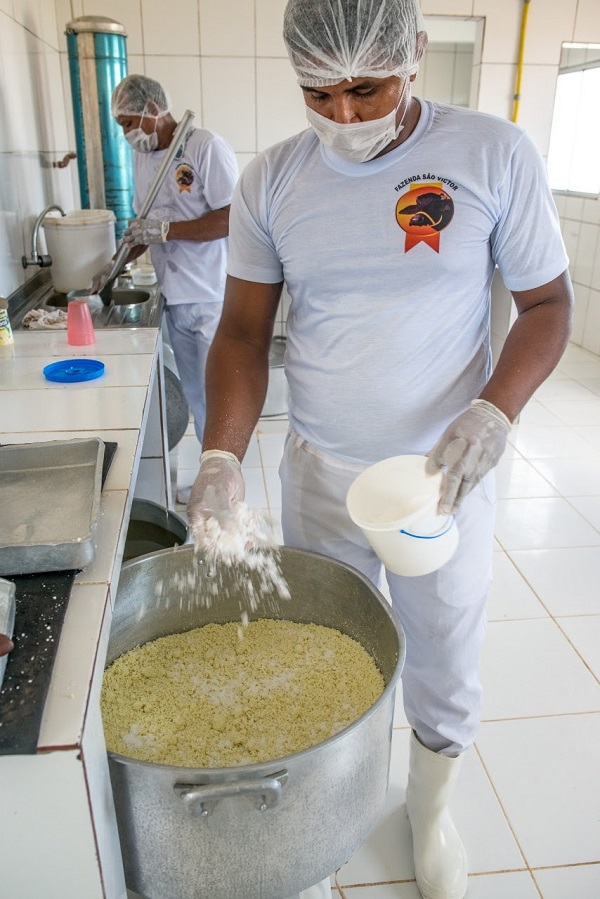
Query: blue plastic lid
43 358 105 383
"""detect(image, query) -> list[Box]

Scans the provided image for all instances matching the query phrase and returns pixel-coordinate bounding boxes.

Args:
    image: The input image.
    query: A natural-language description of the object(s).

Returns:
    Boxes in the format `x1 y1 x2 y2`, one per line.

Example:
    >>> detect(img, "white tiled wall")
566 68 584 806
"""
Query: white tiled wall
550 41 600 355
555 194 600 354
1 0 599 352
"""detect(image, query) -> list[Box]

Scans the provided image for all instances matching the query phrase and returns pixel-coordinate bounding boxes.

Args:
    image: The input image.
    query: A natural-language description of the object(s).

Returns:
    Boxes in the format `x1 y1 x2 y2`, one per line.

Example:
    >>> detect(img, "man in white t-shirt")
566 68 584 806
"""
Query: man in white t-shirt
98 76 238 501
186 2 573 898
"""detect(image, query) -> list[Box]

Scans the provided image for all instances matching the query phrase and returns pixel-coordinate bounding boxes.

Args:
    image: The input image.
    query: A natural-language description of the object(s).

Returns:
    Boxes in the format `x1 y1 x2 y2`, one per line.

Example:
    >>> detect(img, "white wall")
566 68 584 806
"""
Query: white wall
415 41 475 108
0 0 78 297
1 0 599 348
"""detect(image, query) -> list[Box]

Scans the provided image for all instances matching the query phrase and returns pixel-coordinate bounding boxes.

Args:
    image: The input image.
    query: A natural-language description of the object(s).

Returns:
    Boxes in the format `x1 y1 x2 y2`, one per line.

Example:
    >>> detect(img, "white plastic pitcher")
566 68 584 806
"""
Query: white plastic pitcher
42 209 116 293
346 455 459 577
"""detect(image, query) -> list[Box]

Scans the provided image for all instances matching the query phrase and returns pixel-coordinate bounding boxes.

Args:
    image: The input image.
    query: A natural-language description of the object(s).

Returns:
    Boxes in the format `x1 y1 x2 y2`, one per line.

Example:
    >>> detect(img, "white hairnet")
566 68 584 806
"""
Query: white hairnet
283 0 426 86
111 74 170 119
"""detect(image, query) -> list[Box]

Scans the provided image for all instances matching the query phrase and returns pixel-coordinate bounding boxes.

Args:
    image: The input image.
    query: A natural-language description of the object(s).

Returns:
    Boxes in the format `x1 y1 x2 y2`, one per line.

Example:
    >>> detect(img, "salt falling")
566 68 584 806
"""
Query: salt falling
137 503 291 622
191 503 291 614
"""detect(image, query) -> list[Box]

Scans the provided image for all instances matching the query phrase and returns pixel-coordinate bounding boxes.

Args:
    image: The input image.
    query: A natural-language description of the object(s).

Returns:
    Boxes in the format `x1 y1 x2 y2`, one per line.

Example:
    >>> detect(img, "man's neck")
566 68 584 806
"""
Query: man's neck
376 97 422 159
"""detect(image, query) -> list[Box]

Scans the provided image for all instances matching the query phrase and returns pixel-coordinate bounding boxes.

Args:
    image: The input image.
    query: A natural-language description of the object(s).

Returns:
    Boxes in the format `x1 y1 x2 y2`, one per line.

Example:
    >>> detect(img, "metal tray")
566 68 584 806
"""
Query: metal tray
0 438 105 575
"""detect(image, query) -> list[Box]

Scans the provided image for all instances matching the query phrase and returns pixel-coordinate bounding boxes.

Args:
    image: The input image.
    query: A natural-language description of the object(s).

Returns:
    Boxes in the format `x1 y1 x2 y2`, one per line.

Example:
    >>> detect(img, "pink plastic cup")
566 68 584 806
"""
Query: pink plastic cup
67 299 95 346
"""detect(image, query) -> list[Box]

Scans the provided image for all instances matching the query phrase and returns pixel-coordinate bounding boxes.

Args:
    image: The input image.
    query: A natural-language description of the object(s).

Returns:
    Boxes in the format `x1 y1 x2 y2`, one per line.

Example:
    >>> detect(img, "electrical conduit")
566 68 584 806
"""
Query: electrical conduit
512 0 531 123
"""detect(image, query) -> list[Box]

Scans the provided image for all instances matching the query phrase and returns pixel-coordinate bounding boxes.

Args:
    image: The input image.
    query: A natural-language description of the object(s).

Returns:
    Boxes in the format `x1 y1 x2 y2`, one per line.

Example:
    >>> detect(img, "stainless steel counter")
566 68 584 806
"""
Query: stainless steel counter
8 270 163 330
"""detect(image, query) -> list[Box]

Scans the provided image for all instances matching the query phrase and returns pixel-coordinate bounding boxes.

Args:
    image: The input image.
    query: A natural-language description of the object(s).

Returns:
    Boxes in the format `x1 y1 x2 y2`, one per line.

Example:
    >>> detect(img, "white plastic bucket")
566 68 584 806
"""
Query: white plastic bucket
346 455 459 577
42 209 116 294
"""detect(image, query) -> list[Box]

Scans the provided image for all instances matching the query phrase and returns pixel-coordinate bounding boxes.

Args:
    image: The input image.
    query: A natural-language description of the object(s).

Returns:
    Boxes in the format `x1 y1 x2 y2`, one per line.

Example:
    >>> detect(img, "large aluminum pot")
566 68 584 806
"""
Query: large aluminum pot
106 545 405 899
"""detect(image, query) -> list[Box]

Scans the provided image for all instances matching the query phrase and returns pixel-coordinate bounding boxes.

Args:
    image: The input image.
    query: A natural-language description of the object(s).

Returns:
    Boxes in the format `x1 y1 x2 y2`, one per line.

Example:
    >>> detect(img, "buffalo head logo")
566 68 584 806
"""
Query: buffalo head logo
399 191 454 231
396 184 455 252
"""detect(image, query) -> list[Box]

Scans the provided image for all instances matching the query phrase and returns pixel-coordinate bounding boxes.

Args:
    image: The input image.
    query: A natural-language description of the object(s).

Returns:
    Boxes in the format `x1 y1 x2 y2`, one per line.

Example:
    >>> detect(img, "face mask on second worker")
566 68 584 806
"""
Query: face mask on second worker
125 106 159 153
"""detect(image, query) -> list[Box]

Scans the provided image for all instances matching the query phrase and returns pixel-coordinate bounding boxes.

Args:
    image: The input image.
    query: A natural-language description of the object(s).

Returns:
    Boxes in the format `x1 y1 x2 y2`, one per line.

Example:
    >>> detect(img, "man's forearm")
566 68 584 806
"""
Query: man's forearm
479 271 574 421
166 206 230 243
202 332 270 462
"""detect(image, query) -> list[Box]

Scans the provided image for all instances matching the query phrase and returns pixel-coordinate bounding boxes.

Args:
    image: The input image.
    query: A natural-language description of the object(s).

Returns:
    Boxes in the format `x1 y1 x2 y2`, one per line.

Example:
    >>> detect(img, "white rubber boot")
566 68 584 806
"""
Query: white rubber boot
298 877 331 898
406 732 468 899
284 875 332 899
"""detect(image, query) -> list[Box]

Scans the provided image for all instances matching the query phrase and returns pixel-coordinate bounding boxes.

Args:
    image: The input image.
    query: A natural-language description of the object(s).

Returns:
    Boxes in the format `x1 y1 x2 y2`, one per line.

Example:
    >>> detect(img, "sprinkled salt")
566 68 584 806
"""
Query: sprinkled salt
131 505 290 624
189 502 291 614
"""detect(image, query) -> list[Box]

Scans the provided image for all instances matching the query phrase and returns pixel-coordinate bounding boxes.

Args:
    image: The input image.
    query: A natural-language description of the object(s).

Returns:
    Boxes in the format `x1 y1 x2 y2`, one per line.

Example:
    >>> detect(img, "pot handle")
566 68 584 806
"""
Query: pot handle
174 769 289 817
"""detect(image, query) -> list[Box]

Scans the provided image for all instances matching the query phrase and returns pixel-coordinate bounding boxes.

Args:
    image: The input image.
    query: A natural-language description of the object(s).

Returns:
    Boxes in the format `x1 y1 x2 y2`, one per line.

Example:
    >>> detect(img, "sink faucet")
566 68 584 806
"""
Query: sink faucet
21 204 66 269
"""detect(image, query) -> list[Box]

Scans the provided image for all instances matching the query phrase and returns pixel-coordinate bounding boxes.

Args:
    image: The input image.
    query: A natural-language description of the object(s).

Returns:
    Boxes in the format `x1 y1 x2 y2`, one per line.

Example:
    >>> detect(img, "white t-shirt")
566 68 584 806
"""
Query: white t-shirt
133 127 238 304
227 100 569 463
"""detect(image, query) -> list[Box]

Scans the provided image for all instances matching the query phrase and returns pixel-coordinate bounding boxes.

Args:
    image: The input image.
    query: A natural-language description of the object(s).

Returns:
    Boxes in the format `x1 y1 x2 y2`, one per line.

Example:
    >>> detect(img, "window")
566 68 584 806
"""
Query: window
547 44 600 196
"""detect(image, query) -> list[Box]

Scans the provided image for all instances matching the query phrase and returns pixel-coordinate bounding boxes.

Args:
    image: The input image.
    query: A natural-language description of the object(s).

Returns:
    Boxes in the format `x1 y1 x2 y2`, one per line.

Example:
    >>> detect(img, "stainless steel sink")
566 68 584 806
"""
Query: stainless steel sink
8 271 163 330
45 288 151 308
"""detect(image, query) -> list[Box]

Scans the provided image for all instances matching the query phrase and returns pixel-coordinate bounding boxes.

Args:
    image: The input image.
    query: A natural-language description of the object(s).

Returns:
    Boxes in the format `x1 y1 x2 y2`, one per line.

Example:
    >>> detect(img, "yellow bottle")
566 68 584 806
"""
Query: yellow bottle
0 297 14 344
0 297 15 350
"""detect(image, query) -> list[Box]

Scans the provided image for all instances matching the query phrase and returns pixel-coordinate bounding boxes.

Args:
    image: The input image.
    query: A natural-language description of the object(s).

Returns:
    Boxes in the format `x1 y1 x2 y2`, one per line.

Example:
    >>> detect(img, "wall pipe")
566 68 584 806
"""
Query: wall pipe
512 0 532 123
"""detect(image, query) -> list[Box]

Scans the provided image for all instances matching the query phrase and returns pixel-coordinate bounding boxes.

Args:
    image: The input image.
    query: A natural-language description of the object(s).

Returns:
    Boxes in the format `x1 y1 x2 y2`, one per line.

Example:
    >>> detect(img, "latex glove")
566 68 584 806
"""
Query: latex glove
426 399 511 515
90 260 115 294
123 218 170 246
187 450 245 546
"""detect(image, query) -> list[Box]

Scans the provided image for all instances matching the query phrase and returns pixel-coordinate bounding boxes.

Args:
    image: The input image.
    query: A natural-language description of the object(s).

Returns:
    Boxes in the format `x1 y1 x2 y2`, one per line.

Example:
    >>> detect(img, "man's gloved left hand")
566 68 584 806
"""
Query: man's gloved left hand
123 218 170 246
425 399 512 515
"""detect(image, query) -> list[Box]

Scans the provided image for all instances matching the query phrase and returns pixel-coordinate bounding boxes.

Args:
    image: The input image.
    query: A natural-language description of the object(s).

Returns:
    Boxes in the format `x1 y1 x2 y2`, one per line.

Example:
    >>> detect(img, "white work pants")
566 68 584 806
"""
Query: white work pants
279 429 495 756
164 301 223 445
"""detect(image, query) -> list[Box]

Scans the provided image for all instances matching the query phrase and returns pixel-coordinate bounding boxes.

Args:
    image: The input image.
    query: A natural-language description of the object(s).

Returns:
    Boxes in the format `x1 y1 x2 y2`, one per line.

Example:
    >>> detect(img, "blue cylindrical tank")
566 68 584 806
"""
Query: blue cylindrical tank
66 16 134 240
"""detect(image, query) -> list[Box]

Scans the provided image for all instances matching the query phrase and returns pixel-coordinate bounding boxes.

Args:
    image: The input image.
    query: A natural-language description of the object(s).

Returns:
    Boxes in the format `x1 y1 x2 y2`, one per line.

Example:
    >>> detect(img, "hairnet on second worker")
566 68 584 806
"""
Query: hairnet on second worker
283 0 426 86
111 74 170 119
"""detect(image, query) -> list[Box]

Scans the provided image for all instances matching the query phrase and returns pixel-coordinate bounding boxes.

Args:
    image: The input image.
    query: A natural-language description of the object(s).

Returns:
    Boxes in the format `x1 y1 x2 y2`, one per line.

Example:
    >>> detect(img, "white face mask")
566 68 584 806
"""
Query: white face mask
125 126 159 153
306 81 411 163
124 104 160 153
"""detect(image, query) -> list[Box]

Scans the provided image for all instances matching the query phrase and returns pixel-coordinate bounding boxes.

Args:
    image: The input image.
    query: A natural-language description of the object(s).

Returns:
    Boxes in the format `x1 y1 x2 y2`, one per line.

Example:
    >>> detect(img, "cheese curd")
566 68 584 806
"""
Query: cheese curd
101 618 384 767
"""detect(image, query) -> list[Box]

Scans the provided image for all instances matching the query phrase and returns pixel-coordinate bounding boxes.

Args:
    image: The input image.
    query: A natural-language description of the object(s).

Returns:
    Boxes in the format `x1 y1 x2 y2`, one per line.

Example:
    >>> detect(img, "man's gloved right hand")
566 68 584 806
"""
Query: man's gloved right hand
425 399 511 515
89 261 115 295
187 450 245 547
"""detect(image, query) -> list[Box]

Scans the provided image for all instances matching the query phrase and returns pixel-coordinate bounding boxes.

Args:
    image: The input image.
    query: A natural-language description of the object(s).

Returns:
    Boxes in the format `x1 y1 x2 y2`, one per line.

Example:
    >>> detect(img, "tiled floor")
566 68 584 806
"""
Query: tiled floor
172 342 600 899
